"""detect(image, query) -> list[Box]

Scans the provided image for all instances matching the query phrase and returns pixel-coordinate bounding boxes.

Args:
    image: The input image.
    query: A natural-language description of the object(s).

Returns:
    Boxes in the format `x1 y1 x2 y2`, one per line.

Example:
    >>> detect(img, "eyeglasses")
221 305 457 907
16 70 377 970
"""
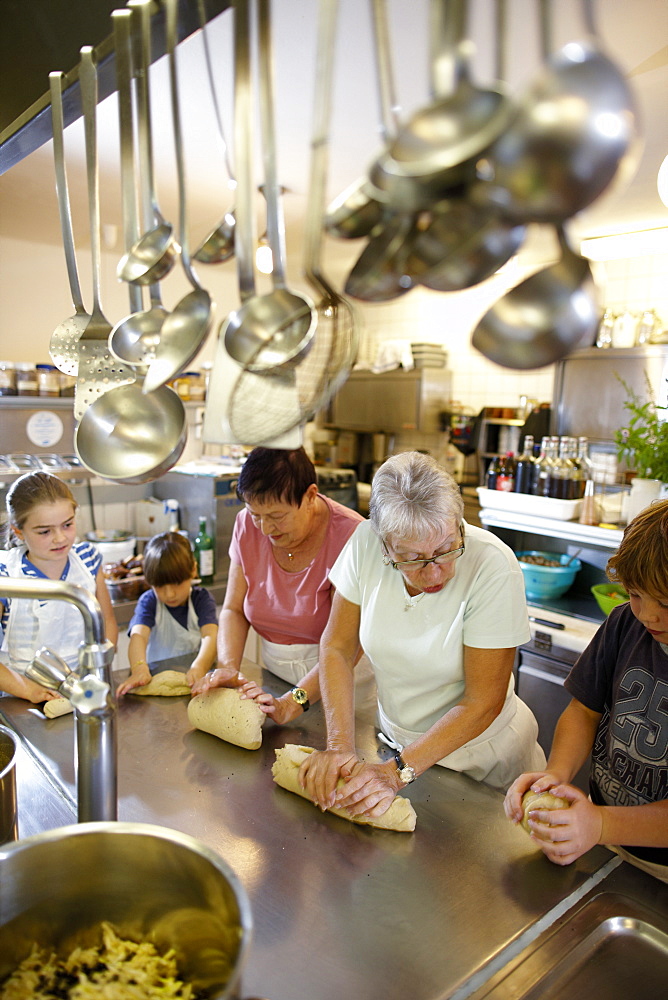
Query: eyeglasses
382 525 465 571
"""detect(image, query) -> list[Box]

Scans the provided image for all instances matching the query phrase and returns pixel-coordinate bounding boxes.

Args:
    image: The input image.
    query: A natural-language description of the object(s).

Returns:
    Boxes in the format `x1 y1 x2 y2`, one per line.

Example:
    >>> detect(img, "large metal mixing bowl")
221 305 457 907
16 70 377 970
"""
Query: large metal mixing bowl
0 821 253 997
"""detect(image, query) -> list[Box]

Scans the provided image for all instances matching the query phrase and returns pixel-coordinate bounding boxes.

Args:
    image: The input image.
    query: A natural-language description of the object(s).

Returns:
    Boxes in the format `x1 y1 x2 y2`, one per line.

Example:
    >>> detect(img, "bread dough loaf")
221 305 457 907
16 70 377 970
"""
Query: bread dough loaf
43 697 74 719
187 688 264 750
521 789 570 833
131 670 192 697
272 744 417 832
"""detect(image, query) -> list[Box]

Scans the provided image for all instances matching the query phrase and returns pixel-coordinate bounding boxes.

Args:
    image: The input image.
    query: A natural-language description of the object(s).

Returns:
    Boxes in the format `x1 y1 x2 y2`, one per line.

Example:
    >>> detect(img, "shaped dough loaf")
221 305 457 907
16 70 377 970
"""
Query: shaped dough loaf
187 687 264 750
43 697 74 719
520 789 570 833
272 744 417 832
131 670 192 697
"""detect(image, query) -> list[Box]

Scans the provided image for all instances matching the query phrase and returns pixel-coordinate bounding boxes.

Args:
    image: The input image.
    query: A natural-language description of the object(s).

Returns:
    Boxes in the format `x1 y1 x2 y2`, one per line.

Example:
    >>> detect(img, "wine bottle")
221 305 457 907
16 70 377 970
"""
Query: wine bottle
496 452 516 492
194 516 215 585
514 435 535 494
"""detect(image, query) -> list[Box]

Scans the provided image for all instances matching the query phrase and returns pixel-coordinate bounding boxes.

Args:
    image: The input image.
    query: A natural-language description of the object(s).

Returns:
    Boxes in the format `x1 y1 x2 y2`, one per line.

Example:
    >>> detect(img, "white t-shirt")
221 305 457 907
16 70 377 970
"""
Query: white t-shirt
329 520 531 735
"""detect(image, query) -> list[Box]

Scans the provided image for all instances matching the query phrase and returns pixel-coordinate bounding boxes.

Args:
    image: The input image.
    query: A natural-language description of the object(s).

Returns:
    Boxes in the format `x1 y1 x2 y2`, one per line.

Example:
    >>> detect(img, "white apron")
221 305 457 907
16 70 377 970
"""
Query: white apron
147 596 202 664
0 545 97 672
377 677 546 791
260 637 376 705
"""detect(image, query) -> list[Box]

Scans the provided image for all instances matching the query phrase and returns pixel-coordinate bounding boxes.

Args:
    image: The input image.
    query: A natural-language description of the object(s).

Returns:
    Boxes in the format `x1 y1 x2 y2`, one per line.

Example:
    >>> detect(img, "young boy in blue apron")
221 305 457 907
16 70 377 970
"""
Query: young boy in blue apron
116 532 218 696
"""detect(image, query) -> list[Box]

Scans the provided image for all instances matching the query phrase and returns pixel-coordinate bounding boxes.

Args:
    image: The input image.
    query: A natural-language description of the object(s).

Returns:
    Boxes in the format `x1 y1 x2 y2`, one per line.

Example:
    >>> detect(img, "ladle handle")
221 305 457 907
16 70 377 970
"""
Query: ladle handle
165 0 198 284
257 0 288 289
197 0 236 184
429 0 467 99
303 0 338 299
79 47 104 316
232 0 256 303
113 9 143 315
128 0 161 231
370 0 400 142
49 72 86 313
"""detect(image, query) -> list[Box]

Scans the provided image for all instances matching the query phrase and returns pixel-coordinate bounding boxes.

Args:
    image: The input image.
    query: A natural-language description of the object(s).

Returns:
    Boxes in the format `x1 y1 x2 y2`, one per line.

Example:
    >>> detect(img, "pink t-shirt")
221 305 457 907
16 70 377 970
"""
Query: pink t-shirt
229 494 363 645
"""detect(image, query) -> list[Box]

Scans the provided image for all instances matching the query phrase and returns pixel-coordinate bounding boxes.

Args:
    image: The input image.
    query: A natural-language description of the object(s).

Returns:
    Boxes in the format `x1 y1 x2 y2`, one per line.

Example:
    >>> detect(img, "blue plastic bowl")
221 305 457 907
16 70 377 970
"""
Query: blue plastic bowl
516 551 582 600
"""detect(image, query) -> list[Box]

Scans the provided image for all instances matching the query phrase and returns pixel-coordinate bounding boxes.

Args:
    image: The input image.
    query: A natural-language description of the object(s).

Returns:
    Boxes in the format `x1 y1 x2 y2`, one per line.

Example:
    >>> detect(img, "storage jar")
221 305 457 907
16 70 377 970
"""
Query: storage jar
15 362 38 396
0 362 16 396
37 363 60 396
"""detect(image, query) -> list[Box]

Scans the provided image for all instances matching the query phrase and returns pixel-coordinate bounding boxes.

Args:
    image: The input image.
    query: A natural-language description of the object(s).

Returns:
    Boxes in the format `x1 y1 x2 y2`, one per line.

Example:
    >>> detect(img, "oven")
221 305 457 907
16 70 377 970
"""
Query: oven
515 607 601 791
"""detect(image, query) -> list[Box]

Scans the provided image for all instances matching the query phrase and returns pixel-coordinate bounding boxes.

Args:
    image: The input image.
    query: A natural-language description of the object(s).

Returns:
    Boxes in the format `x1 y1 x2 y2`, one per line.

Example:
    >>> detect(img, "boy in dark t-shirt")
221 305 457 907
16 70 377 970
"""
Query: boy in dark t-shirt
504 500 668 882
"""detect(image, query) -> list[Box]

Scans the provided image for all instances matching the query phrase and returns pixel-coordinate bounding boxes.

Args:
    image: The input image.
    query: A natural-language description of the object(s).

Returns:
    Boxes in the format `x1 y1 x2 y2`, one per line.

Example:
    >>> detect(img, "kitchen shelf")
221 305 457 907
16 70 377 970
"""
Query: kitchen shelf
479 507 624 551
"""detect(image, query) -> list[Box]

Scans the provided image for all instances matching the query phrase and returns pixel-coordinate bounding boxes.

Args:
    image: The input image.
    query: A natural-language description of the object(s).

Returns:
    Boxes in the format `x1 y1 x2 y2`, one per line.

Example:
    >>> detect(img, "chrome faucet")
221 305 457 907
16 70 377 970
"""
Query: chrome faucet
0 577 117 822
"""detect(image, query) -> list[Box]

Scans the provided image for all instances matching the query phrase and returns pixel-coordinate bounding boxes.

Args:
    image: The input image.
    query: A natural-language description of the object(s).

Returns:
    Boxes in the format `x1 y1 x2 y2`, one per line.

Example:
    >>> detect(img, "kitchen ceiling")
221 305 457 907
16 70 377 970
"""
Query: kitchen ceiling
0 0 667 264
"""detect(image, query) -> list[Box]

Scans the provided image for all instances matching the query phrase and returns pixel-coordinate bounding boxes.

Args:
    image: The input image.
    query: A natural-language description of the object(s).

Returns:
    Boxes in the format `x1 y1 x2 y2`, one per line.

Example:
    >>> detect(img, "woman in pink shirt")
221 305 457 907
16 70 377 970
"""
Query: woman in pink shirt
191 447 364 723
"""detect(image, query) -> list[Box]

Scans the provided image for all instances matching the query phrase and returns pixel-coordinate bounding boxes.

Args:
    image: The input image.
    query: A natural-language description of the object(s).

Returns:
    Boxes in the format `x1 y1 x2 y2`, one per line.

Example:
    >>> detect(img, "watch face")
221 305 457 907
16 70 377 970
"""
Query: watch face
292 687 308 705
399 766 415 785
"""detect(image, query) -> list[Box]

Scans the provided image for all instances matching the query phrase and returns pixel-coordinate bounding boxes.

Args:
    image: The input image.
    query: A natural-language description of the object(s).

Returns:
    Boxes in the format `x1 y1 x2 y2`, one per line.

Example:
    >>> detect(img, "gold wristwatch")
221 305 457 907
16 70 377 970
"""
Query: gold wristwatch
394 751 416 785
290 687 310 712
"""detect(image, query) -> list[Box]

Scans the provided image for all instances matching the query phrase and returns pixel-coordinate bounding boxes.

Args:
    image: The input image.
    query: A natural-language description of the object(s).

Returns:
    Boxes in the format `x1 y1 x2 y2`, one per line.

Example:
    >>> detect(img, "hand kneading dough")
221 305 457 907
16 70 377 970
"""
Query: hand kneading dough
43 697 74 718
521 789 570 833
272 744 417 832
131 670 192 697
187 688 264 750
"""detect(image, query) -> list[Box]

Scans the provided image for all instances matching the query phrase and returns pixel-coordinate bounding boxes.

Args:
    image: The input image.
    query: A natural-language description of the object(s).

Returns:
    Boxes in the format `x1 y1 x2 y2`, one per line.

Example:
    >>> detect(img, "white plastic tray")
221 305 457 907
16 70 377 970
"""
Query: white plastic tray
476 487 581 521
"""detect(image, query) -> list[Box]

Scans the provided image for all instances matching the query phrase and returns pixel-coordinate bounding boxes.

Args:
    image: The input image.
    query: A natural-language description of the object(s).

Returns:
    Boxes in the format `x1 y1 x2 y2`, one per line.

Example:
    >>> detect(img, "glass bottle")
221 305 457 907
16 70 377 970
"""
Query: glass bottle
496 452 516 492
514 435 535 494
532 436 554 497
550 437 575 499
194 516 215 585
485 455 502 490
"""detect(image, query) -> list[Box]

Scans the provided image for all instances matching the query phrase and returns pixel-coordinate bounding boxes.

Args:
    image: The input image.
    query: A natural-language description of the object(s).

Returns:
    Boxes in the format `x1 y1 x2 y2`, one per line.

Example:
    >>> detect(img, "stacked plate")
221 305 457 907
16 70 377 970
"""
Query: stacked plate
411 343 448 368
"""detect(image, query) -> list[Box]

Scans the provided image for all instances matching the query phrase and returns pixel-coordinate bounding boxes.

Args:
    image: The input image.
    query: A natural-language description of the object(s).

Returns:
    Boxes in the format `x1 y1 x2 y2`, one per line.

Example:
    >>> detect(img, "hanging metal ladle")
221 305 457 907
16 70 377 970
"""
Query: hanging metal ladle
116 0 178 286
193 0 237 264
142 0 214 394
109 5 164 369
223 0 315 374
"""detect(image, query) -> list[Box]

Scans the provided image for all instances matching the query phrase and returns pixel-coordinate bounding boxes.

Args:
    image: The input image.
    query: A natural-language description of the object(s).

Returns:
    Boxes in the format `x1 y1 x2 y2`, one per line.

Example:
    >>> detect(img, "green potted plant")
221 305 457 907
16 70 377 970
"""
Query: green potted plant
615 373 668 521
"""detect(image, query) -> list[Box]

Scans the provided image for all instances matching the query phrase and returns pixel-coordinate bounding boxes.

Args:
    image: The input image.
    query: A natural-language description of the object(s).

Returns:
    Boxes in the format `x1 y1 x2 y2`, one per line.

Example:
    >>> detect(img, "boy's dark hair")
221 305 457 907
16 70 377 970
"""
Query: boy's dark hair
236 446 317 507
142 532 196 587
607 499 668 598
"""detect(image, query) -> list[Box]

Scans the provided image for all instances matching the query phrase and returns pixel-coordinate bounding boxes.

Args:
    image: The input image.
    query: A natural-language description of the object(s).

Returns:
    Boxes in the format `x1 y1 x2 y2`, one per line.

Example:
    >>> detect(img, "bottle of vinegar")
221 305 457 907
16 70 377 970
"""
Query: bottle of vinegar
514 435 535 494
194 516 215 585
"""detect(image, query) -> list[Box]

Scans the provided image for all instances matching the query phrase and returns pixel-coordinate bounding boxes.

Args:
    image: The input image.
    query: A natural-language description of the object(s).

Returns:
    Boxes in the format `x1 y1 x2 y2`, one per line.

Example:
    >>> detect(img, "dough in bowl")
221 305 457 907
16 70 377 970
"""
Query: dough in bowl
130 670 192 697
187 687 264 750
272 744 417 832
520 789 570 833
43 697 74 719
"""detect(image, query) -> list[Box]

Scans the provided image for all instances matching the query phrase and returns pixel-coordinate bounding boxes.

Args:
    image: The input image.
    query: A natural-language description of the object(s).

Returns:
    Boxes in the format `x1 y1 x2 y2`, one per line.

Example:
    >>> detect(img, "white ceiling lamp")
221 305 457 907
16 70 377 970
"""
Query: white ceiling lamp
658 154 668 208
580 228 668 261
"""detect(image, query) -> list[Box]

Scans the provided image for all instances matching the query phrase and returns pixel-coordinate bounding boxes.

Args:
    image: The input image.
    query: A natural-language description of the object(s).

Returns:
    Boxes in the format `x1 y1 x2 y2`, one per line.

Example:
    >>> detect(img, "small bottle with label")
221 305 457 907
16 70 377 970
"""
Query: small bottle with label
513 435 535 494
496 453 516 492
193 516 215 585
485 455 502 490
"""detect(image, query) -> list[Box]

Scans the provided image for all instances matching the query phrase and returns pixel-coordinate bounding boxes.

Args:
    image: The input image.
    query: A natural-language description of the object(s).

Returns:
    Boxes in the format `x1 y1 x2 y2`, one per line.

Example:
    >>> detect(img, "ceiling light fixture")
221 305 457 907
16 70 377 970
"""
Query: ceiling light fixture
658 154 668 208
580 227 668 261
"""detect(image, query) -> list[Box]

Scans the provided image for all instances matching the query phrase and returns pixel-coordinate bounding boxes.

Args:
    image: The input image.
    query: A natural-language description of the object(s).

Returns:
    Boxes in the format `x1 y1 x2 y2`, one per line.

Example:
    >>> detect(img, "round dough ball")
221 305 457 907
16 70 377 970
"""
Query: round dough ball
520 789 570 833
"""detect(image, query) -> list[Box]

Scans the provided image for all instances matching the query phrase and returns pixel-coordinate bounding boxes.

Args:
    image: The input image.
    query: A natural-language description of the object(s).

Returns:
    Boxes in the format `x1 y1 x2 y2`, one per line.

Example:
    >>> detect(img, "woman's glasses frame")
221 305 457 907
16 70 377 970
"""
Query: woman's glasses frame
382 524 466 572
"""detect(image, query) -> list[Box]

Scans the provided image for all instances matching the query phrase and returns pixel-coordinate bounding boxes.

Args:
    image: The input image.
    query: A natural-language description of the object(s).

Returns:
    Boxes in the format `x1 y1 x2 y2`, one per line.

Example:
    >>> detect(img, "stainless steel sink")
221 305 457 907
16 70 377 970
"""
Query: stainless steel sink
466 864 668 1000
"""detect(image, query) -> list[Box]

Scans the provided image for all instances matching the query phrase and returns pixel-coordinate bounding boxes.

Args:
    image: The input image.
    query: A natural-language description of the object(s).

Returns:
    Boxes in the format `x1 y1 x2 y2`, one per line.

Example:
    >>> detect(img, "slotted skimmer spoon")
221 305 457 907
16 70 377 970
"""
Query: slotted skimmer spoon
74 46 135 421
48 71 90 377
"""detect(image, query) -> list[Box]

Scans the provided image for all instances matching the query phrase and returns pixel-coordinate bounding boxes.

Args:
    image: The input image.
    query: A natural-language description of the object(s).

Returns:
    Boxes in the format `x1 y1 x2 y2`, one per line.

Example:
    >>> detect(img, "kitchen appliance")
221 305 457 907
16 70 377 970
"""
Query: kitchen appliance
153 464 244 586
516 609 599 791
315 466 358 510
327 367 451 433
552 344 668 448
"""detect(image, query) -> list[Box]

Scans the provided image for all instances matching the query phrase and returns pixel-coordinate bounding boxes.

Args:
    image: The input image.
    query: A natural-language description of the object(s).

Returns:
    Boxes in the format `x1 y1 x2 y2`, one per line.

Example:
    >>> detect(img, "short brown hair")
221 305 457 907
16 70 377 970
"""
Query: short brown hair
142 532 196 587
236 446 317 507
607 499 668 598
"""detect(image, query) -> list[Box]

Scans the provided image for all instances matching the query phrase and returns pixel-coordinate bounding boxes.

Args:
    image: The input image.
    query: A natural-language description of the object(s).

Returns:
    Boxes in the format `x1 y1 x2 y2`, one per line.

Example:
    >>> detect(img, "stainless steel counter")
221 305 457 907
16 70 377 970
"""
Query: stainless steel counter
1 658 615 1000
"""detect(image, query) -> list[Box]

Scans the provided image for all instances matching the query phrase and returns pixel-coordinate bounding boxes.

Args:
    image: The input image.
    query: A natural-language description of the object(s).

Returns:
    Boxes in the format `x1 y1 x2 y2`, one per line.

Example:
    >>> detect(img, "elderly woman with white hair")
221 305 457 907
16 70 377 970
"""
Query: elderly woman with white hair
301 451 545 820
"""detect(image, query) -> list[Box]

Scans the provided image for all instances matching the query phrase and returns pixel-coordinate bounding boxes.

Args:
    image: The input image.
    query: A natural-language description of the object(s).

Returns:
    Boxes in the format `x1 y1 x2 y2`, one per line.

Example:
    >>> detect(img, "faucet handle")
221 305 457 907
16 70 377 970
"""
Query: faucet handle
69 674 110 714
26 647 74 692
